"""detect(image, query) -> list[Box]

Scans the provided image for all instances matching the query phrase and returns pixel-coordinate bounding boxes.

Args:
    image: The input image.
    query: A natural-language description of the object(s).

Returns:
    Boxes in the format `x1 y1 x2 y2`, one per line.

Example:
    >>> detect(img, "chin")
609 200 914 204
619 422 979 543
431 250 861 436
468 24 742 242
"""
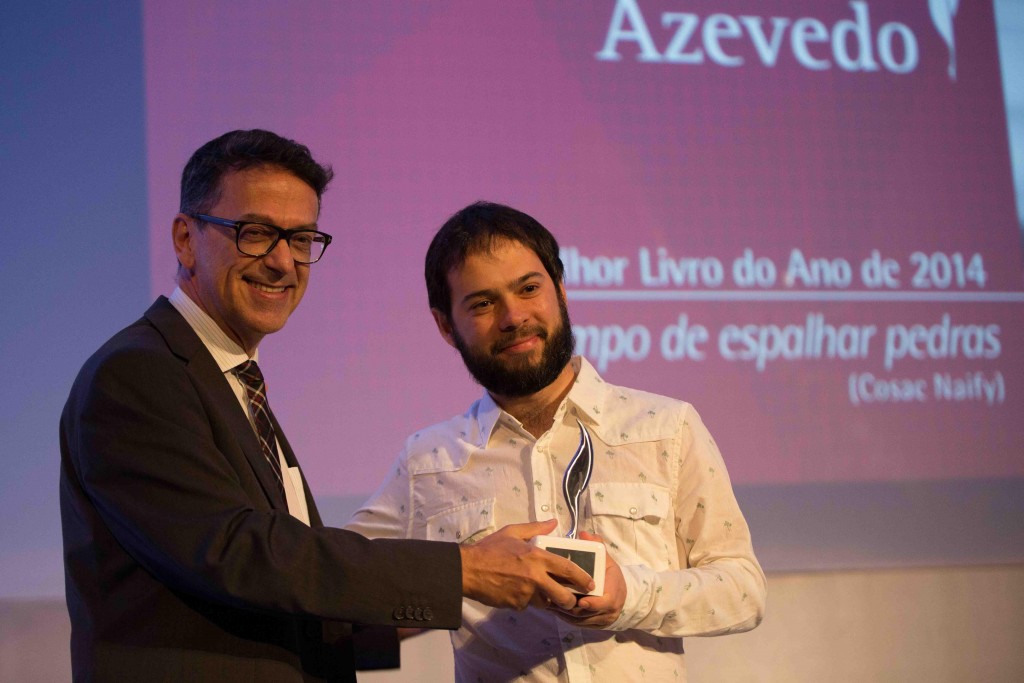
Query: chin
243 315 290 338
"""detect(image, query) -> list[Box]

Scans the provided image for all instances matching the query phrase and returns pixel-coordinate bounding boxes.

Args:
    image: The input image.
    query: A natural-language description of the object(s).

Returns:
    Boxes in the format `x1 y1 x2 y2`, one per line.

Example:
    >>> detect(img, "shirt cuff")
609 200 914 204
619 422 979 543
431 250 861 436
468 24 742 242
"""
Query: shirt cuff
607 563 654 631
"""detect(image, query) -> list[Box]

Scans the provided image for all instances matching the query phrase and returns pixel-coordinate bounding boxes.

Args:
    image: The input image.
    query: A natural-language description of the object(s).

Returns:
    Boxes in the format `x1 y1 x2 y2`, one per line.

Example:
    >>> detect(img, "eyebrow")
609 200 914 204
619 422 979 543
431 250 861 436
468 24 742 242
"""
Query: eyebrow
459 271 545 306
236 213 319 230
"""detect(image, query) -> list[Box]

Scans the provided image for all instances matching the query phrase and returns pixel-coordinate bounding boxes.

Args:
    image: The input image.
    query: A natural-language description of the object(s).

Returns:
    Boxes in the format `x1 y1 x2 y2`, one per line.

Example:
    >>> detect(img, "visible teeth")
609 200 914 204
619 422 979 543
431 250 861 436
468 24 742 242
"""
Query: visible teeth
249 281 286 293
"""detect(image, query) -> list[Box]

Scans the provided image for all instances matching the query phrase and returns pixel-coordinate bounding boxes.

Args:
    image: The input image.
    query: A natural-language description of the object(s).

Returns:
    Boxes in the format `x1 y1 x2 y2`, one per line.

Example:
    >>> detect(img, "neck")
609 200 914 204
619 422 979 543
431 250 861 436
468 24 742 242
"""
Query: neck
490 362 577 438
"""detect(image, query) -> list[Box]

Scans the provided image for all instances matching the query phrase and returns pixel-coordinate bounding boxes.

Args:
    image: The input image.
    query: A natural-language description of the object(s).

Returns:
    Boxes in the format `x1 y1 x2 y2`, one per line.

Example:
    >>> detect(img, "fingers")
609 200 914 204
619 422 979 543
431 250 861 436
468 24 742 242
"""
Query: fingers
461 521 620 613
546 552 596 594
549 587 621 629
535 577 582 611
460 522 592 611
550 609 617 629
574 593 612 612
512 545 591 610
497 518 557 541
556 531 625 623
529 588 563 611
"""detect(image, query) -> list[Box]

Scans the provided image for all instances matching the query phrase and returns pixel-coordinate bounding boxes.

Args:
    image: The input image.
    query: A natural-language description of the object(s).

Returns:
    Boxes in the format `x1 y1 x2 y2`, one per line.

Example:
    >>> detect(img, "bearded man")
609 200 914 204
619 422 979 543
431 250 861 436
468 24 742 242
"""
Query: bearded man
346 201 765 682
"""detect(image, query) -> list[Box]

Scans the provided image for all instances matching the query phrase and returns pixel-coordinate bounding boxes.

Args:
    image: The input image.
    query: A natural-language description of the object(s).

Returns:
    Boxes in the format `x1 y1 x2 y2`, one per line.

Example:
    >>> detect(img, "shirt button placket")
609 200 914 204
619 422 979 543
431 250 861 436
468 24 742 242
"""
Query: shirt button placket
531 440 556 525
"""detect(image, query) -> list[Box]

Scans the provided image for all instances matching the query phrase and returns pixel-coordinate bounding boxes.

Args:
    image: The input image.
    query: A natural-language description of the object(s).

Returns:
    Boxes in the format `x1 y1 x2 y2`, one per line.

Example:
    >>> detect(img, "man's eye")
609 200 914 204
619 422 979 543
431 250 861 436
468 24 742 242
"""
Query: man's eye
240 225 276 242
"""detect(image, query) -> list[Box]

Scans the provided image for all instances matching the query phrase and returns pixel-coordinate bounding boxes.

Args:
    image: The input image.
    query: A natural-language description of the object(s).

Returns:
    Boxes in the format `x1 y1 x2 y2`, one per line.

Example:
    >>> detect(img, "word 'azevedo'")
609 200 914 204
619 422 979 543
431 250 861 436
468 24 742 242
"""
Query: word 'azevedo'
596 0 919 74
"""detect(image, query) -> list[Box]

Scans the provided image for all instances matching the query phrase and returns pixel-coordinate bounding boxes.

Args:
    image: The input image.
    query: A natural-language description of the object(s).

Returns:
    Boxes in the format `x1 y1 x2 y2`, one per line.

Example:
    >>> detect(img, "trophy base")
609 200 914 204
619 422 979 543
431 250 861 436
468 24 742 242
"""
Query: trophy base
532 535 605 596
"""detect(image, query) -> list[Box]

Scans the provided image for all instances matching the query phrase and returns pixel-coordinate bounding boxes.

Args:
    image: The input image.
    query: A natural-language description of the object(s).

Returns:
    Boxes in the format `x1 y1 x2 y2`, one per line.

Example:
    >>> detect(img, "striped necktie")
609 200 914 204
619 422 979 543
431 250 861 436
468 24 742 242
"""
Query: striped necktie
233 360 285 498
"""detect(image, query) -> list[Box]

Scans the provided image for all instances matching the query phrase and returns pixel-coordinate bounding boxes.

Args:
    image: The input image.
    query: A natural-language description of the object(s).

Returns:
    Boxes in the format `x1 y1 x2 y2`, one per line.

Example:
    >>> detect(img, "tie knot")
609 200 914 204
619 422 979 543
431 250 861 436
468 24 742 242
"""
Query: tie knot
234 360 265 390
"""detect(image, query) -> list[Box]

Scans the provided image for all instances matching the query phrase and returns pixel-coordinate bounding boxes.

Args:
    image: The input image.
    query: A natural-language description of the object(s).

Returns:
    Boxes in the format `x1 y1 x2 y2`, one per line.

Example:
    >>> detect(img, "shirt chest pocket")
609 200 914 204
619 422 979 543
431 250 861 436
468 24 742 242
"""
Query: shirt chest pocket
424 498 497 545
587 482 676 570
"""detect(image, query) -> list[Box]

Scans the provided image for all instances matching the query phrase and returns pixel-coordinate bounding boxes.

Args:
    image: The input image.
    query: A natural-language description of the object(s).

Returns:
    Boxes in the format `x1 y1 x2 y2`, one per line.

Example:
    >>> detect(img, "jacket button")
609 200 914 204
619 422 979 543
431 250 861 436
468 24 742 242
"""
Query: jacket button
414 607 424 621
423 608 434 621
393 606 406 620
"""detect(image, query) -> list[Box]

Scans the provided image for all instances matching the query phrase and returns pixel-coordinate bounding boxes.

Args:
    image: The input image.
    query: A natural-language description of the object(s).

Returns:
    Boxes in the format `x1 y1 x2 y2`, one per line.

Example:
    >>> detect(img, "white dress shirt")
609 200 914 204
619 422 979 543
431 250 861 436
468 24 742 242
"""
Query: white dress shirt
168 288 309 525
347 356 765 682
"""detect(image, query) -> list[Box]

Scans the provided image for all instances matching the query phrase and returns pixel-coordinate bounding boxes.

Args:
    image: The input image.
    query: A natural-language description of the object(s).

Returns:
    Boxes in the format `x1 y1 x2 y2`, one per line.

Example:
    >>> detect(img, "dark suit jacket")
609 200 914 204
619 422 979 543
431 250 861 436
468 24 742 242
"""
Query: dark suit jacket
60 297 461 682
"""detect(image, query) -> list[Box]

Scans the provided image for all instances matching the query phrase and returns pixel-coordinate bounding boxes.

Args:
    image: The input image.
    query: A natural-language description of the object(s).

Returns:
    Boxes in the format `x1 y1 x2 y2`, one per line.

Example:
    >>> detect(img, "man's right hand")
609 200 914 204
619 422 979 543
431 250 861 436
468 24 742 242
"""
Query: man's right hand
459 519 595 611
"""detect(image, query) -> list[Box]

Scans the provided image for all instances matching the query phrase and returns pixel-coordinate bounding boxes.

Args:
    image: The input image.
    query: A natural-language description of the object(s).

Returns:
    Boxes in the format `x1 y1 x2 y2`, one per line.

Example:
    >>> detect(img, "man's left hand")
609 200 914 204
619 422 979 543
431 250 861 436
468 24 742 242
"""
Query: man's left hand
547 531 627 629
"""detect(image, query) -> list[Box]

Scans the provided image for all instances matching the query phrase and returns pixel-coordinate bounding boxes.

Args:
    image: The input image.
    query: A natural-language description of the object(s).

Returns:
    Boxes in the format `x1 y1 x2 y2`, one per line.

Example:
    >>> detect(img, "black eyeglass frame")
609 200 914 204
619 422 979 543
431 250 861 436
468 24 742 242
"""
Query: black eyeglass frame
191 213 333 264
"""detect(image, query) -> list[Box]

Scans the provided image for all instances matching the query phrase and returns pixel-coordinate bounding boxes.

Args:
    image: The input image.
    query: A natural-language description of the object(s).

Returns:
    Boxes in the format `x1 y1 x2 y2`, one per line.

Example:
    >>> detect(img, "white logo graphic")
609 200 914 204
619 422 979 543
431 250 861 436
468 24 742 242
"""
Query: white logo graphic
929 0 960 80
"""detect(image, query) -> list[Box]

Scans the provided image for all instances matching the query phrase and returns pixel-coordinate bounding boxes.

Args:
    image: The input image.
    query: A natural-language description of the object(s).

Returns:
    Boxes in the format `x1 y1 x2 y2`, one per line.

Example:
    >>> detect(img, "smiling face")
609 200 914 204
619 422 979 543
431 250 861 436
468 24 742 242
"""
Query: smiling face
433 238 575 399
173 165 319 354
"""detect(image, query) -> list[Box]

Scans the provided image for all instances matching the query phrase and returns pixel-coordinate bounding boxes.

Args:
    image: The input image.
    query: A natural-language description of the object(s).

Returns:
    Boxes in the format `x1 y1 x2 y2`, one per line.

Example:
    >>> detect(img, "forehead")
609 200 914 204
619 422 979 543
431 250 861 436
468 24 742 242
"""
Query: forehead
447 239 548 292
212 166 319 223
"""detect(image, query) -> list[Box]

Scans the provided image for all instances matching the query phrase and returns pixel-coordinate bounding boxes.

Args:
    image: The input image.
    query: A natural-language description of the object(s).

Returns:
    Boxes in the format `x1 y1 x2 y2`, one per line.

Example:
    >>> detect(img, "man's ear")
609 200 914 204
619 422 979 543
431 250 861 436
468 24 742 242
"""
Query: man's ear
172 213 197 272
431 308 458 349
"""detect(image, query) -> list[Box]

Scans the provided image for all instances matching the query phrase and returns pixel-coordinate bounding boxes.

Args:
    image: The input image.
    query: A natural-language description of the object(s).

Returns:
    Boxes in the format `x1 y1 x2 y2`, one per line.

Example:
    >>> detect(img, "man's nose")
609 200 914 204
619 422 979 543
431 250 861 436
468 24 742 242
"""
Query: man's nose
498 299 529 331
262 237 296 272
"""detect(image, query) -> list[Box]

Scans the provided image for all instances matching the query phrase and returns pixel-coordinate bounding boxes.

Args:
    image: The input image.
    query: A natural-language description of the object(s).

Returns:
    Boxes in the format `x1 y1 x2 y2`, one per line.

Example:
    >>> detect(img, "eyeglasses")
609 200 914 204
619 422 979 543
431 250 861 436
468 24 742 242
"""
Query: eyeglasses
192 214 333 264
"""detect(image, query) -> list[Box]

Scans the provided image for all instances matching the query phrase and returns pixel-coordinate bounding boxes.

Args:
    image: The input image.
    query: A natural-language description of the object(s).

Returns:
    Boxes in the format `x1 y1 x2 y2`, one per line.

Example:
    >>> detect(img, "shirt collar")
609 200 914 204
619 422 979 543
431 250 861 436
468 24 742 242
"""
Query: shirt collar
168 287 255 373
562 356 608 428
474 392 505 447
474 356 608 446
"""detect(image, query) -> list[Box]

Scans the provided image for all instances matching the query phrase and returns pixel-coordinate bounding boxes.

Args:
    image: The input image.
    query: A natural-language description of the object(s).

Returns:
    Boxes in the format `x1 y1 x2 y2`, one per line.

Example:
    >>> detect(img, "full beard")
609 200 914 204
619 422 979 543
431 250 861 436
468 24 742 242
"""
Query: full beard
452 299 575 398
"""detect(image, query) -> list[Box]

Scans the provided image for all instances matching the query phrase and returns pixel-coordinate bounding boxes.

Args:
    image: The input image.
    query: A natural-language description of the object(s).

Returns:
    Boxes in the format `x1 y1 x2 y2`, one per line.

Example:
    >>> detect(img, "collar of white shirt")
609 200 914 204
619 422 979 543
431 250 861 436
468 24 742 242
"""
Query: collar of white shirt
474 356 607 447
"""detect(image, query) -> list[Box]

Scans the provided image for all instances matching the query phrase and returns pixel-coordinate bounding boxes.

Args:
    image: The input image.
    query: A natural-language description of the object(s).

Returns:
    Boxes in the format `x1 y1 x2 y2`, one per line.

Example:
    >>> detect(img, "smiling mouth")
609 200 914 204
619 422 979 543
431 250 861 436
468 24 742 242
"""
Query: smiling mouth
502 338 536 352
246 279 288 294
496 332 545 354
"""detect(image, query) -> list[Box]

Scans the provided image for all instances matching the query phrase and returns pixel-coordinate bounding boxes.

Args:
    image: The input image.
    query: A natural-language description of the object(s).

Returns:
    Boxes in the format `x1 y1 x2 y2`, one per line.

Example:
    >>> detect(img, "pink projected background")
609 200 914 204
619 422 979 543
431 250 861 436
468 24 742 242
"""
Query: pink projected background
144 1 1023 499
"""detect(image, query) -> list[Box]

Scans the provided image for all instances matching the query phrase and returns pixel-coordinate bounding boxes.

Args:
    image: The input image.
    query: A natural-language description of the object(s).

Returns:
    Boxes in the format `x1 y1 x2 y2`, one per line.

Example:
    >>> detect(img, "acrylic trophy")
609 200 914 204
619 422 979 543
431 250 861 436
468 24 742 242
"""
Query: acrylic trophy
532 419 606 596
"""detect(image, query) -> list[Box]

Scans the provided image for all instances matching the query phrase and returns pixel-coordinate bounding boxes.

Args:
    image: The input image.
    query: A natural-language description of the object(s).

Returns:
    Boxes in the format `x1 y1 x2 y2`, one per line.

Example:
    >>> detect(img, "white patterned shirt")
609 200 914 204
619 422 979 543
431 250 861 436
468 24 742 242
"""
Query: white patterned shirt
346 357 765 682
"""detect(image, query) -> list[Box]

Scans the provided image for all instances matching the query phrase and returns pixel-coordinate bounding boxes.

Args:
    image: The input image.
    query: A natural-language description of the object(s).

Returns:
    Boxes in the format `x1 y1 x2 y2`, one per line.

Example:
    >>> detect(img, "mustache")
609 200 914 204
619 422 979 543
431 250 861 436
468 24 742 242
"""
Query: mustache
491 326 548 354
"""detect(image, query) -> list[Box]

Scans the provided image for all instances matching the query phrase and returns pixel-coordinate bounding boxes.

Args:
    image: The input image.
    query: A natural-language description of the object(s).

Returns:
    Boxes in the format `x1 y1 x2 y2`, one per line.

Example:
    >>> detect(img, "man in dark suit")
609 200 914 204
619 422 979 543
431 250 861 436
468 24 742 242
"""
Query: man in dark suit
60 130 592 682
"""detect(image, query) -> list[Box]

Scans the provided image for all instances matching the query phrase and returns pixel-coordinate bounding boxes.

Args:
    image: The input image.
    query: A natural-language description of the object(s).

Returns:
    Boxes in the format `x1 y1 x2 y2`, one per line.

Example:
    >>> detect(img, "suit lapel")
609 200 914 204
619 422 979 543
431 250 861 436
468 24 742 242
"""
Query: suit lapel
143 297 290 511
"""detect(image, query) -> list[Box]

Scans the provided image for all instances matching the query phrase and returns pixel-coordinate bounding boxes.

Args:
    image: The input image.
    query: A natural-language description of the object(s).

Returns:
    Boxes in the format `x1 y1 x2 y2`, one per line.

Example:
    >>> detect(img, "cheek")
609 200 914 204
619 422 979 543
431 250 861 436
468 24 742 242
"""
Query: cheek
460 319 492 345
294 272 310 297
198 259 231 294
540 297 562 319
205 254 239 283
